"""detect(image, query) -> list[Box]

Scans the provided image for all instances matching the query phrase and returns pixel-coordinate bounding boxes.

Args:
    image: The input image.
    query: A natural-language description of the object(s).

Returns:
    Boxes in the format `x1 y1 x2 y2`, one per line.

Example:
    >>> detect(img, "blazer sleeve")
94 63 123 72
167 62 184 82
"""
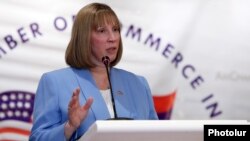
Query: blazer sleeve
29 73 69 141
138 76 159 120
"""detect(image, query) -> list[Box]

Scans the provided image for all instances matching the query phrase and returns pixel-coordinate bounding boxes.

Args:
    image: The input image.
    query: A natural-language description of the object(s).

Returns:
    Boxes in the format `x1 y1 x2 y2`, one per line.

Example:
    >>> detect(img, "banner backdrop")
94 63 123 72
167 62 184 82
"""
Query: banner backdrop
1 0 250 140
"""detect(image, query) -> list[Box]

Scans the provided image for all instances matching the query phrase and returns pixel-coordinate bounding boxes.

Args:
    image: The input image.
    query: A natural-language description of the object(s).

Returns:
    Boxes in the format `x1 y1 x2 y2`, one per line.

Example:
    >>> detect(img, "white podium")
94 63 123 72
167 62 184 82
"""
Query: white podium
79 120 248 141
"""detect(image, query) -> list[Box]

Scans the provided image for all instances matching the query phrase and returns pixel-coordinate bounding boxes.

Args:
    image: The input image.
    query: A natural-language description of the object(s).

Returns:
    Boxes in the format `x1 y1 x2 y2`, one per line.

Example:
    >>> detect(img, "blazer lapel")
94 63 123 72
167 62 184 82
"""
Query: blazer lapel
71 68 110 120
110 68 133 118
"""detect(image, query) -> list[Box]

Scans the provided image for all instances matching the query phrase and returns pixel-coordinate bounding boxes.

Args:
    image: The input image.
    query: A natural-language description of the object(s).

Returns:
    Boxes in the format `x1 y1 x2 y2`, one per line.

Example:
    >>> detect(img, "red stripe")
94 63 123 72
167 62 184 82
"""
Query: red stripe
0 127 30 136
153 91 176 113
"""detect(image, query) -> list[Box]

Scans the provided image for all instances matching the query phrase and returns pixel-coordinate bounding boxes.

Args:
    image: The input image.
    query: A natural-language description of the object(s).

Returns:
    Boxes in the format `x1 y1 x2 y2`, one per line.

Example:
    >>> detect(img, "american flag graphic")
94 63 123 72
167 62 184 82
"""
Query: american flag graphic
0 90 35 141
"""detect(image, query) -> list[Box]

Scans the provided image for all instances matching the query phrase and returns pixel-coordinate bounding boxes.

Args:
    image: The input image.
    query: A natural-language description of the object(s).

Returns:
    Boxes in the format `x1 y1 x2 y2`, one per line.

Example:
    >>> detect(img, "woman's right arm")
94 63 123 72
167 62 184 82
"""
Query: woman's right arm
29 74 69 141
29 73 93 141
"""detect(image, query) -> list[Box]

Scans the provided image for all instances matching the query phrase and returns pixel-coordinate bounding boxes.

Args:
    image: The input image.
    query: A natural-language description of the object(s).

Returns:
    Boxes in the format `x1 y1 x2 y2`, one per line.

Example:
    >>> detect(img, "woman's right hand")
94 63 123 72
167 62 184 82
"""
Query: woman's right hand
64 87 93 139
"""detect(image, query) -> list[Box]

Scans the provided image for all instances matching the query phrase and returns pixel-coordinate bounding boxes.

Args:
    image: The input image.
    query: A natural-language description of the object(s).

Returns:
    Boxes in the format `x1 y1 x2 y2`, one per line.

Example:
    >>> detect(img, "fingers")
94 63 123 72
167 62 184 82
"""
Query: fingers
73 87 80 98
69 88 80 109
82 97 94 111
69 88 93 113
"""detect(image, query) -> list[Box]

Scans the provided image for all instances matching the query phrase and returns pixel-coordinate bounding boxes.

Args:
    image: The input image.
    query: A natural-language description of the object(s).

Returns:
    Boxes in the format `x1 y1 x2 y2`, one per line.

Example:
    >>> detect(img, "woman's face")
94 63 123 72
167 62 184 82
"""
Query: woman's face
90 23 120 67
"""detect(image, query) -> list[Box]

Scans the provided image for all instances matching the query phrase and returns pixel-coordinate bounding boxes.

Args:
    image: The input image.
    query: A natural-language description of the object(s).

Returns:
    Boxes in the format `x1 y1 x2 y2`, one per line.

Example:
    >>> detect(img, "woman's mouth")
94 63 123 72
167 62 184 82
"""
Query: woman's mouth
106 47 117 54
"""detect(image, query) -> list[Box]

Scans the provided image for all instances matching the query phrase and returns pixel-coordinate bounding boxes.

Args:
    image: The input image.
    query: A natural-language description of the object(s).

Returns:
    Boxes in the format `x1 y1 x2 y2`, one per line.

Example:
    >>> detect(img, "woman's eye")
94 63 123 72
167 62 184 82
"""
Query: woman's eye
96 27 105 33
98 29 105 33
113 27 120 32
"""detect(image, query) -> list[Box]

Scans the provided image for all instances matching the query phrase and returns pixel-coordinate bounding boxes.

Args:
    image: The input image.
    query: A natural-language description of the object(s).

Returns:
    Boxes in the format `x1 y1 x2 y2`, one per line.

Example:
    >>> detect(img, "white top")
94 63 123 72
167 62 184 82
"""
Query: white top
100 89 114 118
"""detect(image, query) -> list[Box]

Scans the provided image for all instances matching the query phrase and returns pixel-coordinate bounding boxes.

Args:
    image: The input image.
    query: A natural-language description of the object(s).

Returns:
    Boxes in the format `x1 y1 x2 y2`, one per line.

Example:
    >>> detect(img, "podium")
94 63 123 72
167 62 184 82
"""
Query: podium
78 120 248 141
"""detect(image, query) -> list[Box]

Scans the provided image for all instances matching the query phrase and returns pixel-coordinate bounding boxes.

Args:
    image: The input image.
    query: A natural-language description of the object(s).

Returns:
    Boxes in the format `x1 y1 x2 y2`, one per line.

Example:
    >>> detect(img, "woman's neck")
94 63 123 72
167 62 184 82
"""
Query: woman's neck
90 66 109 90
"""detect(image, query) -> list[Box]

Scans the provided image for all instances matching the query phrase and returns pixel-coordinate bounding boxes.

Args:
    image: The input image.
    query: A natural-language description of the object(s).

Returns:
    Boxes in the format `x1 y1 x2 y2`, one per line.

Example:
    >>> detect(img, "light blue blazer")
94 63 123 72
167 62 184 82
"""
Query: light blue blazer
30 67 158 141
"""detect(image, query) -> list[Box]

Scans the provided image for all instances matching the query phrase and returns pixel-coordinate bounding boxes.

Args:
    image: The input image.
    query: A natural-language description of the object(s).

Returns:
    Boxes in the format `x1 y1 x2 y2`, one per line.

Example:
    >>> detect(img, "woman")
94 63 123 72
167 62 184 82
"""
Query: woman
30 2 158 141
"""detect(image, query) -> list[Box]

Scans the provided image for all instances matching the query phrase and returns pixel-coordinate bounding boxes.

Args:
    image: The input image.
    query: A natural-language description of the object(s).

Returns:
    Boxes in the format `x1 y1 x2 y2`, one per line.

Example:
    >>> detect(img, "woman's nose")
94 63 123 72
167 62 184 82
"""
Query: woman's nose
107 31 117 42
108 33 115 41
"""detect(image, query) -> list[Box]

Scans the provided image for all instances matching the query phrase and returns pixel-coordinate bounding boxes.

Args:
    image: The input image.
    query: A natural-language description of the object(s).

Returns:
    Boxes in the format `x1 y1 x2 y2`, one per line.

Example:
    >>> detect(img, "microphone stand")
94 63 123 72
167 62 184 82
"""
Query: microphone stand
102 56 133 120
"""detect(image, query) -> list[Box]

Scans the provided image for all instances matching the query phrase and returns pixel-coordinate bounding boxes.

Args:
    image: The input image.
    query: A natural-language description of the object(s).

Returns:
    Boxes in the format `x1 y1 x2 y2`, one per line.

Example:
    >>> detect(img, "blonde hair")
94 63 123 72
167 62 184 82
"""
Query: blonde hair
65 3 123 68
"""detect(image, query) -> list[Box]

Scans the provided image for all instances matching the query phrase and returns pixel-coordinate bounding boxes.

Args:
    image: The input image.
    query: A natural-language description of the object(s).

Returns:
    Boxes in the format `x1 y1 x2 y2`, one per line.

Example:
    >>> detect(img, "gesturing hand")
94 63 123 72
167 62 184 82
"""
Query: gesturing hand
64 87 93 139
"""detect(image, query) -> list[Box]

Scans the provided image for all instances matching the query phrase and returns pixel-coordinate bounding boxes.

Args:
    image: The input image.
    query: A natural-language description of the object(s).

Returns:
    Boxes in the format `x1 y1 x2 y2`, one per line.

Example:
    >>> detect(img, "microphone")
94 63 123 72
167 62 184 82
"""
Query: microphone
102 56 117 119
102 56 133 120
